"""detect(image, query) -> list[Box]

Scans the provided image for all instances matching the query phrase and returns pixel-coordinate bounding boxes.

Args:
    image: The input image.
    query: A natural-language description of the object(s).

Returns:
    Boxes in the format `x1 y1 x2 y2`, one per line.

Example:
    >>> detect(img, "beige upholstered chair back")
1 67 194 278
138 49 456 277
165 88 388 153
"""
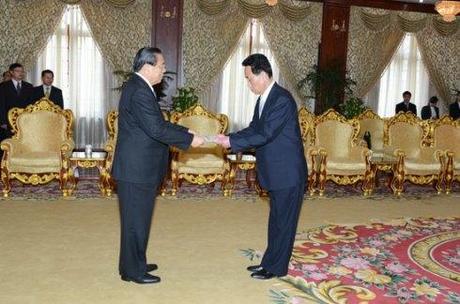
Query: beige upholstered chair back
170 104 228 135
314 110 359 159
16 111 68 152
385 113 427 159
357 110 385 151
432 116 460 155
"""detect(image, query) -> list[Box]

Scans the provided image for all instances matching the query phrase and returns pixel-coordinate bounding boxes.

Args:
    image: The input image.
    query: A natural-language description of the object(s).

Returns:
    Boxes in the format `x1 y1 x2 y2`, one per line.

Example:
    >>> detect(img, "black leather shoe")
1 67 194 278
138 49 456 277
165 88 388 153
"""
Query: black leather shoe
147 264 158 272
250 269 277 280
121 273 161 284
247 265 264 273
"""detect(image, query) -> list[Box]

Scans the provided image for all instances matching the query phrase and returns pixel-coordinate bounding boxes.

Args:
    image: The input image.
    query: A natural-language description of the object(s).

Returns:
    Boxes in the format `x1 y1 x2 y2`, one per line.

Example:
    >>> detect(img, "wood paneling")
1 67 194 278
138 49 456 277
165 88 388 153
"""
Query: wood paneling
151 0 183 108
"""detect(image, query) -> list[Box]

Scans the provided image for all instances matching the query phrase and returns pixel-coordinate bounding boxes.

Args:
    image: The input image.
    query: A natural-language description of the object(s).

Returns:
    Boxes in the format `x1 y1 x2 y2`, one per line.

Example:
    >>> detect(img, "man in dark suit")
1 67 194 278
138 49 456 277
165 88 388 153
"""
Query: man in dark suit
449 92 460 120
216 54 307 280
112 47 204 284
421 96 440 120
31 70 64 108
0 63 34 141
395 91 417 115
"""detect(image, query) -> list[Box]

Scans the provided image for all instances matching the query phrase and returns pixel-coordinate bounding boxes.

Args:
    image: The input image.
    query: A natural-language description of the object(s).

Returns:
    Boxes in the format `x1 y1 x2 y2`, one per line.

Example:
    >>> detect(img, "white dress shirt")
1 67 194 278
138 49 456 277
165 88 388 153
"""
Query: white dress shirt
258 80 275 118
430 106 438 119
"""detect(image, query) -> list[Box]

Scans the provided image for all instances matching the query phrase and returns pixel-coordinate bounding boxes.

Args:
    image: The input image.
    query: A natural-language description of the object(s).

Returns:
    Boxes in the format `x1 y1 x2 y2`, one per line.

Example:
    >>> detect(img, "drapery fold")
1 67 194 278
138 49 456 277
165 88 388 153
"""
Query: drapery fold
348 6 459 107
0 0 66 73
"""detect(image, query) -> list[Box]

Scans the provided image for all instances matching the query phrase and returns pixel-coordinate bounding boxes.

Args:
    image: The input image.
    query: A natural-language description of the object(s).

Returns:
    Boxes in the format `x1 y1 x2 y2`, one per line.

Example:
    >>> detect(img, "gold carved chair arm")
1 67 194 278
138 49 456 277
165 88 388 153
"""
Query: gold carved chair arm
60 139 75 158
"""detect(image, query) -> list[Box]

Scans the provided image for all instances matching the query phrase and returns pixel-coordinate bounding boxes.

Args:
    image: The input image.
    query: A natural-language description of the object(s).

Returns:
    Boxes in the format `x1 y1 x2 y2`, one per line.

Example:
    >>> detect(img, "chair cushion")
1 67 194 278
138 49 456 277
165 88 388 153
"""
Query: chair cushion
8 151 61 173
404 158 441 175
326 157 367 175
175 147 226 175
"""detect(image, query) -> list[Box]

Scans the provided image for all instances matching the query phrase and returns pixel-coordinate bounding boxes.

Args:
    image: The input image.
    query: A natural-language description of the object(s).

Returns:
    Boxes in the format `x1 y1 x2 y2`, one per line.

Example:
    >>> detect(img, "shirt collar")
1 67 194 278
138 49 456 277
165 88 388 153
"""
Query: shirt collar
260 80 275 103
12 79 21 87
135 72 154 94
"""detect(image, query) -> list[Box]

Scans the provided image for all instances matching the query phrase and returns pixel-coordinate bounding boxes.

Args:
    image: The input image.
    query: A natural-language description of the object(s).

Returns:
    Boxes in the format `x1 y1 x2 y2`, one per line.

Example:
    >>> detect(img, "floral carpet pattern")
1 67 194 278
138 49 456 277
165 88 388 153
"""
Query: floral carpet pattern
244 218 460 304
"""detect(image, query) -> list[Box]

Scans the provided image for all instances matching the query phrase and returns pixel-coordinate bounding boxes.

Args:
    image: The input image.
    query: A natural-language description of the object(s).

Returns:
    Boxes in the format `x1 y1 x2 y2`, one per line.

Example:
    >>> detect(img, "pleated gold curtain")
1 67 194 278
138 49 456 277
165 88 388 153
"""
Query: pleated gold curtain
0 0 66 73
184 0 322 99
347 6 460 106
0 0 150 75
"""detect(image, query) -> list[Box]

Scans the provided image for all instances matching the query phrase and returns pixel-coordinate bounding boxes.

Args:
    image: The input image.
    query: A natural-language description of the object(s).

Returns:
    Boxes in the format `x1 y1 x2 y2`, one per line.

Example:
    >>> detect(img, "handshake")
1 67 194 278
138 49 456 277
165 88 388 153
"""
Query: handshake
190 130 230 148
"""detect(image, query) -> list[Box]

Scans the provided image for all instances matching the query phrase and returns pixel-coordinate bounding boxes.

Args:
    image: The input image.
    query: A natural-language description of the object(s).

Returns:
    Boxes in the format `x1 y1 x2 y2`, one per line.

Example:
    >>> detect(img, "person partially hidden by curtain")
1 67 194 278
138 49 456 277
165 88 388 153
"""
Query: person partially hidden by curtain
449 91 460 120
1 71 11 83
421 96 440 120
0 63 34 142
31 70 64 108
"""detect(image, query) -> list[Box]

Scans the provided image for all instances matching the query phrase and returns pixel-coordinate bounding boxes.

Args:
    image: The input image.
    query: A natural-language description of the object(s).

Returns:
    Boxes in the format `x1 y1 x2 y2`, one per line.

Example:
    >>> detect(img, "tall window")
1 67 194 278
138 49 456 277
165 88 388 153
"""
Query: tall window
366 33 434 117
28 5 118 148
218 19 281 131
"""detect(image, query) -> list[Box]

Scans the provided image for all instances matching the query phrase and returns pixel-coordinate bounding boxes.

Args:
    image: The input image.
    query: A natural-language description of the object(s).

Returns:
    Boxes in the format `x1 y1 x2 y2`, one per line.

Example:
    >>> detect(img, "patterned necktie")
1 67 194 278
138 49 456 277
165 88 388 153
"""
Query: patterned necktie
258 96 265 118
45 87 50 98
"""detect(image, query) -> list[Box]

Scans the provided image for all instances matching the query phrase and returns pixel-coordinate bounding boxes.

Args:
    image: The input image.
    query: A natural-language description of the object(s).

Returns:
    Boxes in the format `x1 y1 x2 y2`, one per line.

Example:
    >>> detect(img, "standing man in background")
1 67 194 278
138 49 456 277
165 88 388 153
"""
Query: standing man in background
449 91 460 120
421 96 440 120
395 91 417 115
0 63 33 142
112 47 204 284
215 54 307 280
31 70 64 108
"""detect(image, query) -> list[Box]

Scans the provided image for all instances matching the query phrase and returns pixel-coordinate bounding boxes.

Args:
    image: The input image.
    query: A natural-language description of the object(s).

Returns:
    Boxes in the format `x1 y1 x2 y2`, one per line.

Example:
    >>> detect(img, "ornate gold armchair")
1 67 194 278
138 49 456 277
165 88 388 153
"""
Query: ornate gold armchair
298 107 318 195
430 115 460 194
0 98 74 197
384 112 444 195
169 104 230 196
312 109 372 196
357 110 386 153
102 111 118 196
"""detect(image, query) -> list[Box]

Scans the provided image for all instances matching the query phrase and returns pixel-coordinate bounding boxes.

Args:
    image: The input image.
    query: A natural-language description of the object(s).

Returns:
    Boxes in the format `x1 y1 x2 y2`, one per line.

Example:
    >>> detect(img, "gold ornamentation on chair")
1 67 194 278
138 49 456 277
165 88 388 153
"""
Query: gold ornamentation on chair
169 104 230 196
430 115 460 194
298 107 318 195
385 112 444 195
312 109 372 196
101 110 118 197
0 98 74 197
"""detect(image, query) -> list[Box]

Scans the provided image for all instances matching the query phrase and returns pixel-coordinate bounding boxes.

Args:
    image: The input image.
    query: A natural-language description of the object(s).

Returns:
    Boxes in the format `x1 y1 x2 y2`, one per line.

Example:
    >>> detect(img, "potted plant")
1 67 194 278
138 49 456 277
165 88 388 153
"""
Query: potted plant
339 96 368 119
297 64 356 113
172 87 199 112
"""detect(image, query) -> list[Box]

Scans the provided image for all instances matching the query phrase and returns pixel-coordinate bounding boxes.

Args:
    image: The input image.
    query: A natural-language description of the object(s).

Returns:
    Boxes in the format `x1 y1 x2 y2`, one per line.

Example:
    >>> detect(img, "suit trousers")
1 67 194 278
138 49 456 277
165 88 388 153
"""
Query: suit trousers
260 183 305 276
117 181 157 277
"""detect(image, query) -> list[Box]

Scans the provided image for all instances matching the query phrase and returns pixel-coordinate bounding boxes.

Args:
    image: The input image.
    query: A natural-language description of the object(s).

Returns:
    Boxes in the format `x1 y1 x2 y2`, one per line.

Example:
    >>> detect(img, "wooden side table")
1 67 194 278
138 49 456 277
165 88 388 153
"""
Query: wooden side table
368 153 398 195
226 154 267 197
68 151 112 196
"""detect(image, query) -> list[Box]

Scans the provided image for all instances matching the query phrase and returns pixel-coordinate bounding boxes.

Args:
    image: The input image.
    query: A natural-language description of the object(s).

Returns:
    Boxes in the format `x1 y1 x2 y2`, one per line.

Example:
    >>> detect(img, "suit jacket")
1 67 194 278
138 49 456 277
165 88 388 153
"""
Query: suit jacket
0 79 34 130
229 83 307 191
112 74 193 185
449 102 460 120
31 85 64 109
421 105 439 120
395 102 417 116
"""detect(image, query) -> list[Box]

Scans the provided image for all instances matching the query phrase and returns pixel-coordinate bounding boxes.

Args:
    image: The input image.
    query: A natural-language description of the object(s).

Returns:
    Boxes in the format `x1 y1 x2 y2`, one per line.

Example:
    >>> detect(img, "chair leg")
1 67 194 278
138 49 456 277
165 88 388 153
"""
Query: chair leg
171 170 179 196
445 155 454 194
1 166 10 197
318 154 327 196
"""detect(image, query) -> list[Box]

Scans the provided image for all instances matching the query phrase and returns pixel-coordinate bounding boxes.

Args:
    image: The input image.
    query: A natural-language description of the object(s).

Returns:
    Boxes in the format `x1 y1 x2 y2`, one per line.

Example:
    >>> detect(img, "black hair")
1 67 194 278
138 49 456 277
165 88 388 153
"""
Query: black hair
429 96 438 104
9 63 23 71
41 69 54 78
242 53 273 78
402 91 412 97
132 47 162 72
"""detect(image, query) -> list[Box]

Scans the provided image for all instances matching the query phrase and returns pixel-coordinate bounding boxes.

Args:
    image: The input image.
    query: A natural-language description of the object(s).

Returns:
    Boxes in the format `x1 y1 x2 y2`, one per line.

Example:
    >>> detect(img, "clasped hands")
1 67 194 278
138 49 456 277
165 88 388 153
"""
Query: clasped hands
189 130 230 148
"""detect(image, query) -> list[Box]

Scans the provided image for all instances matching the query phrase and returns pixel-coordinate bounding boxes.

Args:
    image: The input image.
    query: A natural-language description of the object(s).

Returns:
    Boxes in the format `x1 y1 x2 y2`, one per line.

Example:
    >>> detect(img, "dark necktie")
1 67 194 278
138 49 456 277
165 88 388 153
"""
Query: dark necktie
16 82 21 95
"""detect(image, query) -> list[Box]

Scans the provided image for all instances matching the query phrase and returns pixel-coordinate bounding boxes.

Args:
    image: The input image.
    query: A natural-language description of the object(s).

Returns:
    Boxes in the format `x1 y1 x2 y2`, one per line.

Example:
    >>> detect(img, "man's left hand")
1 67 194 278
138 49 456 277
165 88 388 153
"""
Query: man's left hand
215 134 231 148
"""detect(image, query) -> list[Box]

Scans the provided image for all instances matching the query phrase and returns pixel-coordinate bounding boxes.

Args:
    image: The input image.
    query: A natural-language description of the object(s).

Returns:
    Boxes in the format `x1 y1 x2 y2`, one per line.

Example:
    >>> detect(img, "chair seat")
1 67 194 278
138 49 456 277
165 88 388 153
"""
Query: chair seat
9 151 61 173
326 157 367 175
175 151 226 175
404 158 441 175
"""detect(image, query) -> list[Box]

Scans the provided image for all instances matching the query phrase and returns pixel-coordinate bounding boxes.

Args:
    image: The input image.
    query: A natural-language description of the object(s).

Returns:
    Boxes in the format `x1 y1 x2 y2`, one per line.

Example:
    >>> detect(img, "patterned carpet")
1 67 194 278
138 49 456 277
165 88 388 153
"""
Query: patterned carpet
0 176 459 201
244 217 460 304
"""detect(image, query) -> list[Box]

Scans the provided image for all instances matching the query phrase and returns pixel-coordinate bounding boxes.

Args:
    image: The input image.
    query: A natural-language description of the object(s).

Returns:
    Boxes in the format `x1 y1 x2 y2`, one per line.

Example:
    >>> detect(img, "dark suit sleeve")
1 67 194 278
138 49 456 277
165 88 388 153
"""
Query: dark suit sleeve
412 104 417 116
169 123 189 132
0 84 6 125
131 88 193 150
56 88 64 109
395 104 400 114
421 106 429 120
229 97 294 152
